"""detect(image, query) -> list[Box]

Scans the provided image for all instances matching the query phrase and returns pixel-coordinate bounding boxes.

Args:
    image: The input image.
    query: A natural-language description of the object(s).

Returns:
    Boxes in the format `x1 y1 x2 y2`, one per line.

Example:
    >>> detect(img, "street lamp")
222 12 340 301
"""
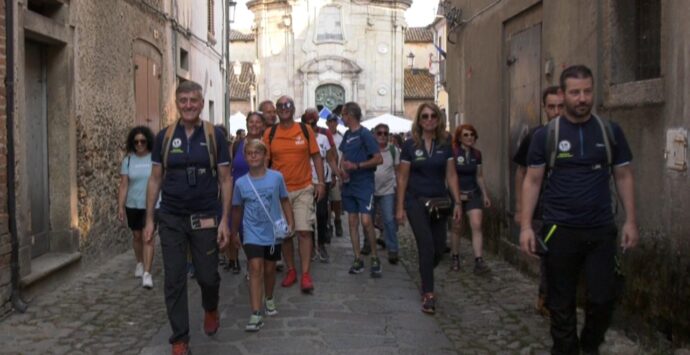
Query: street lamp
407 52 415 69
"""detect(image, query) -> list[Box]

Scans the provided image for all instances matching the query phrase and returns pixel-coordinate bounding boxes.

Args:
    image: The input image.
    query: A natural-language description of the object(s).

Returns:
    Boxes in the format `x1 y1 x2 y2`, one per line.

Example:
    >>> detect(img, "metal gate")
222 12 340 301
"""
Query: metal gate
505 23 542 244
315 84 345 111
25 41 51 258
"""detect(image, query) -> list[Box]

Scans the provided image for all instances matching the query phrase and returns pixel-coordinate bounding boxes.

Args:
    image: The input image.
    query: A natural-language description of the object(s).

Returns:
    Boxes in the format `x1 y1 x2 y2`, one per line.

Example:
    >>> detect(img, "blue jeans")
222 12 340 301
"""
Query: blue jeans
374 194 398 253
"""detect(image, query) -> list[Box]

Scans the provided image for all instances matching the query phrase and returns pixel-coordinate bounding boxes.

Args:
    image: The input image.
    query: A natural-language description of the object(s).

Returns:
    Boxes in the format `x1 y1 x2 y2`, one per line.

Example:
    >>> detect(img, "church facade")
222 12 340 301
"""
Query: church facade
242 0 412 117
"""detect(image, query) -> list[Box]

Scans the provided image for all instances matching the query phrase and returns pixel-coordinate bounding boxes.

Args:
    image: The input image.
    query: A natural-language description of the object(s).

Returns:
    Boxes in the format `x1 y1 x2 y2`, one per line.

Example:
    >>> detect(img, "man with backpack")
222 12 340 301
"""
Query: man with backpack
520 65 639 354
143 80 232 355
263 96 326 293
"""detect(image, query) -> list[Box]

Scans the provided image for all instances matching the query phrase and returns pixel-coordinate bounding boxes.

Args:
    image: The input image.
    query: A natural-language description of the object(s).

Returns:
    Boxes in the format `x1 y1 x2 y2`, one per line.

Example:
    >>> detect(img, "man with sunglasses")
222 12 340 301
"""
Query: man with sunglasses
372 123 400 264
340 102 383 277
263 96 326 293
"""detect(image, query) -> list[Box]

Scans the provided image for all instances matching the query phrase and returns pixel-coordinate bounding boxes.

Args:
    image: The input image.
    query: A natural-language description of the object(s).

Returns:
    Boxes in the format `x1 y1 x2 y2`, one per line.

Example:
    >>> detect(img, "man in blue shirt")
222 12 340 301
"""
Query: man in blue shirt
143 81 232 355
520 65 639 355
339 102 383 277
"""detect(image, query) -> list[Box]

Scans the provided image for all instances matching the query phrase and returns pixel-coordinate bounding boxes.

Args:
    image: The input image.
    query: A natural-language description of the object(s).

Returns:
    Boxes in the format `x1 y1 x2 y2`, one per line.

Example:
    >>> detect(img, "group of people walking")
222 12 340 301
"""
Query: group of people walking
118 63 639 355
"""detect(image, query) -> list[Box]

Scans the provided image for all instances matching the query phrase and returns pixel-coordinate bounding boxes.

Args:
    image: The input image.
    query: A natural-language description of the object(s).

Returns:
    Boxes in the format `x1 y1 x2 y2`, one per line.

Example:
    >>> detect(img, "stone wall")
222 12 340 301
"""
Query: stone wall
445 0 690 346
0 0 10 316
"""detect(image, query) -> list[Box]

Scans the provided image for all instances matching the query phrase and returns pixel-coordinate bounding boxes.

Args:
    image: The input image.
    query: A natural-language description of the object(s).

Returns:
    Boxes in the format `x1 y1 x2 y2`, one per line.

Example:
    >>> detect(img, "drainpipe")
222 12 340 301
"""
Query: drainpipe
6 0 27 313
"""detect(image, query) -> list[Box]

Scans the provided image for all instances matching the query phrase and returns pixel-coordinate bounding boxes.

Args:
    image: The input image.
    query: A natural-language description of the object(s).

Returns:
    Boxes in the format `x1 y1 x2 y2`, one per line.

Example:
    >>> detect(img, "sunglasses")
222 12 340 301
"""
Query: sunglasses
134 139 147 145
462 133 476 138
376 131 389 137
420 113 439 121
276 102 293 110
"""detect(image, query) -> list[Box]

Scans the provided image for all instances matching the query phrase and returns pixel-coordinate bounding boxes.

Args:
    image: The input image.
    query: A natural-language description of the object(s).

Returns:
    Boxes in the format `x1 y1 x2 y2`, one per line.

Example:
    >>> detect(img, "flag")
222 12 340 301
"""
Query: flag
319 107 332 119
434 44 447 59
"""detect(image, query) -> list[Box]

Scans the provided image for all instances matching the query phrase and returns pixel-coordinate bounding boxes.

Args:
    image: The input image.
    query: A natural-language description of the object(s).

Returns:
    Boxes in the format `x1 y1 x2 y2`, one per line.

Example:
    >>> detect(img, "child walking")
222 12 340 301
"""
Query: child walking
231 139 294 332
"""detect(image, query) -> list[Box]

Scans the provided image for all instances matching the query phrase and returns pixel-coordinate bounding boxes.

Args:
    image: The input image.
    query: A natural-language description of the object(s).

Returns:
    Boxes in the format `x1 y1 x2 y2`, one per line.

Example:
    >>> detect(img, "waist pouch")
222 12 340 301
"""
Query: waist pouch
419 197 452 219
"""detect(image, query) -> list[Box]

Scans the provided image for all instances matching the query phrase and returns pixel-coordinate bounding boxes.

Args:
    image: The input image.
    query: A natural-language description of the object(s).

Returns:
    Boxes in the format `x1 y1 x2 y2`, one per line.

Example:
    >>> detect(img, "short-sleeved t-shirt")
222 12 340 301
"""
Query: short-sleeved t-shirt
152 122 230 215
374 144 399 196
513 125 542 167
339 127 380 196
232 170 289 246
527 116 633 227
263 123 319 192
231 139 249 182
400 138 454 198
311 132 332 184
120 153 152 209
454 146 481 192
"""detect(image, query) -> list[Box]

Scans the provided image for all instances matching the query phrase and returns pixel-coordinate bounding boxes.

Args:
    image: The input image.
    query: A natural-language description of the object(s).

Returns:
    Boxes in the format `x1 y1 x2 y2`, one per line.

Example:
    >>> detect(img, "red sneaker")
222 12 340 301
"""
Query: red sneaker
301 272 314 293
171 341 190 355
204 309 219 336
281 268 297 287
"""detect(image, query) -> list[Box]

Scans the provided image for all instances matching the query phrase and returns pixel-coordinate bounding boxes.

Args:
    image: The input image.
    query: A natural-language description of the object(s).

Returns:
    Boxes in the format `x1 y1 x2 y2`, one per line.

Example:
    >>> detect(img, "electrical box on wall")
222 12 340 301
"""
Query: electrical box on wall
665 128 688 171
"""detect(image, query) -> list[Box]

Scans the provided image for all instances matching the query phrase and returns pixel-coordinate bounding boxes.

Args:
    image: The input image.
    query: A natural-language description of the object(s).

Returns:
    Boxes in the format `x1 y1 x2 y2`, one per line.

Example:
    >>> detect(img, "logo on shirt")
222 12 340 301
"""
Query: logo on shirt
457 156 465 164
595 143 606 148
558 140 571 152
295 136 305 145
415 149 424 157
346 136 360 144
172 138 182 148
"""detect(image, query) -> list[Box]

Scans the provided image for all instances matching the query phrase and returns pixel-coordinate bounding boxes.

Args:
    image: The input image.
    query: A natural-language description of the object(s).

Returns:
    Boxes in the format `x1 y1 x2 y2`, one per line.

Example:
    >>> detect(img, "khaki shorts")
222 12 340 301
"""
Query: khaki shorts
329 182 342 202
289 185 315 232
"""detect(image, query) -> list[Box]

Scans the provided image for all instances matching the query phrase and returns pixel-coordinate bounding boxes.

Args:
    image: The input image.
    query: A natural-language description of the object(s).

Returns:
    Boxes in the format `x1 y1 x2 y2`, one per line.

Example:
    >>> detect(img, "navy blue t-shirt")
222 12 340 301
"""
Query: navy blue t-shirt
454 146 481 192
152 122 231 215
400 138 453 198
527 116 632 227
339 127 379 196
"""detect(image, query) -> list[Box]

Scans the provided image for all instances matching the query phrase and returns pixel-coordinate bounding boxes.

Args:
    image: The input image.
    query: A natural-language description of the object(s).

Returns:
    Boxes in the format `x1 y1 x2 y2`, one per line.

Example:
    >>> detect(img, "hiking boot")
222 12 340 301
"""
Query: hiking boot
451 254 460 272
203 310 219 336
142 272 153 289
348 258 364 274
171 340 190 355
318 245 330 263
265 298 278 316
421 293 436 314
301 273 314 293
388 251 399 265
134 262 144 278
360 242 371 256
245 313 264 332
370 257 382 278
281 268 297 287
334 219 343 237
473 257 490 275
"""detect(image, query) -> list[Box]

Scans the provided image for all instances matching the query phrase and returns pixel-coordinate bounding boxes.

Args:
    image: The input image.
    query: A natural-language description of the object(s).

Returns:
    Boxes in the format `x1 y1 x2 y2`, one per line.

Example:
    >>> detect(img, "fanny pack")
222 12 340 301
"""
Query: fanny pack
247 177 290 252
419 197 452 219
460 189 478 202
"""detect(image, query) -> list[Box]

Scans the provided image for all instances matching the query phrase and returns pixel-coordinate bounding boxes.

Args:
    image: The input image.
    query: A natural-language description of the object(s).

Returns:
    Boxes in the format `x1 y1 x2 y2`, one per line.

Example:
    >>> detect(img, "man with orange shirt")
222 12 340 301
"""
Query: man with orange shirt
263 96 326 293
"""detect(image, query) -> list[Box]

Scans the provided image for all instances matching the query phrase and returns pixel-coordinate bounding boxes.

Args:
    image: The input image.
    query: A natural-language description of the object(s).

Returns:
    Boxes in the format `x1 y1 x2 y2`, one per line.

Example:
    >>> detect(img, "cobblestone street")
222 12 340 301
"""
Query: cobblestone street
0 219 649 354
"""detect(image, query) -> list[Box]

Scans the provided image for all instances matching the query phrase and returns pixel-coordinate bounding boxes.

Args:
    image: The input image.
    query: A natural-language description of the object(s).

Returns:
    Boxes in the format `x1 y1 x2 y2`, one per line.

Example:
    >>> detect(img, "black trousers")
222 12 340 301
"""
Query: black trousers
543 223 618 355
405 196 448 294
314 183 331 246
158 212 221 344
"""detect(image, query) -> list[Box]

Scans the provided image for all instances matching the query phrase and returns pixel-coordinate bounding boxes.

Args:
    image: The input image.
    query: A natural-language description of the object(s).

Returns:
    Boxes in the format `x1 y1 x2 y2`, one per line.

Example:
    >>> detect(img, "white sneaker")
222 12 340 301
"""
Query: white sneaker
134 262 144 278
142 272 153 289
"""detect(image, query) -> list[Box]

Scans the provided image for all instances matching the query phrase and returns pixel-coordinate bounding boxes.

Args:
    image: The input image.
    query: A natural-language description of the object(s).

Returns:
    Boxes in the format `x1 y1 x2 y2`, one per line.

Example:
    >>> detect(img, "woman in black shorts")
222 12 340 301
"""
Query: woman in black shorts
450 124 492 274
118 126 156 289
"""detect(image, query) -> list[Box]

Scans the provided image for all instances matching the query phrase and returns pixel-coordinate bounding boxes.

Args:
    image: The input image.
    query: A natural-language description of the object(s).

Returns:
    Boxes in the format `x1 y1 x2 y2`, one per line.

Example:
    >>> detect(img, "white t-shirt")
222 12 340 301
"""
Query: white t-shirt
374 144 399 196
311 132 332 184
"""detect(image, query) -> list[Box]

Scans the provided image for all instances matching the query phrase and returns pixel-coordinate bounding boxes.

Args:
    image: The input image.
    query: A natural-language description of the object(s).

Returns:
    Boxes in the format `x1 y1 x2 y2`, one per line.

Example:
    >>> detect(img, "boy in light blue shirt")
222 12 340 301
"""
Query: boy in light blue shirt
231 139 294 332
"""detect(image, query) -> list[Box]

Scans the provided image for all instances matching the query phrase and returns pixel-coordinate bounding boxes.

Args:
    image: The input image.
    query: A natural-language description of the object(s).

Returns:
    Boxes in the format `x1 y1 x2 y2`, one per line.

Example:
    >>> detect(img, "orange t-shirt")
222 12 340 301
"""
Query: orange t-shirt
263 123 319 192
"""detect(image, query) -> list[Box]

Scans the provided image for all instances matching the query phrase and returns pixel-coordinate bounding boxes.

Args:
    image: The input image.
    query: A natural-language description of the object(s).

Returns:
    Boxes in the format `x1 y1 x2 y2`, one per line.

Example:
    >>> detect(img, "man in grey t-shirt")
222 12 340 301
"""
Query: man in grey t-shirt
372 123 400 264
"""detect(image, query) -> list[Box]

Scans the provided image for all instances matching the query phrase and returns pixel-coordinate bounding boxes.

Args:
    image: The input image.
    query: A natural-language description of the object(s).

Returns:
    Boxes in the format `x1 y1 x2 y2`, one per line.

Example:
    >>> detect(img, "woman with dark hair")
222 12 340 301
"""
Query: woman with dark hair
396 102 462 314
225 112 267 273
118 125 156 289
449 124 492 274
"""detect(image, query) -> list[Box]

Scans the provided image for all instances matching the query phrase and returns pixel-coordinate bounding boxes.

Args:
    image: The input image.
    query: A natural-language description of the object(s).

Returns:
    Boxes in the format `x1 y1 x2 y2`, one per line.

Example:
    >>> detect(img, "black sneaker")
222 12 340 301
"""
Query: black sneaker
370 257 382 278
421 293 436 314
388 251 399 265
348 258 364 274
334 219 343 237
360 242 371 256
318 245 330 263
473 257 490 275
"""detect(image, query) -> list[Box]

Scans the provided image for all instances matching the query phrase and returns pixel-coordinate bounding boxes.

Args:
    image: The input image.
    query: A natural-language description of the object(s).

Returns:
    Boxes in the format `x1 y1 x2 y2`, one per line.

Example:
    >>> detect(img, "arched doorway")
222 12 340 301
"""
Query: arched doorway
315 84 345 111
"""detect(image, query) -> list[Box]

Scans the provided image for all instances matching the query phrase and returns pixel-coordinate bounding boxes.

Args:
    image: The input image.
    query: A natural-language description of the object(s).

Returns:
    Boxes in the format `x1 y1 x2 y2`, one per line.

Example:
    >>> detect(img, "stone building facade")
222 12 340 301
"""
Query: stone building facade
245 0 412 117
443 0 689 344
2 0 229 312
0 0 9 316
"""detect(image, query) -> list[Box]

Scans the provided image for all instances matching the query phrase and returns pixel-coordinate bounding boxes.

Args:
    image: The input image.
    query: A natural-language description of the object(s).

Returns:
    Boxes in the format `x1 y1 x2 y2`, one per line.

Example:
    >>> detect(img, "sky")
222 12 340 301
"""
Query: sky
232 0 438 30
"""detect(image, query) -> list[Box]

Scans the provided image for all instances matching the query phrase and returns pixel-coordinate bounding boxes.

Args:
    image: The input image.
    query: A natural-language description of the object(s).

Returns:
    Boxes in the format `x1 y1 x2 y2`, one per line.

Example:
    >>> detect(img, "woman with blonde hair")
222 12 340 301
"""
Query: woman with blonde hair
396 102 462 314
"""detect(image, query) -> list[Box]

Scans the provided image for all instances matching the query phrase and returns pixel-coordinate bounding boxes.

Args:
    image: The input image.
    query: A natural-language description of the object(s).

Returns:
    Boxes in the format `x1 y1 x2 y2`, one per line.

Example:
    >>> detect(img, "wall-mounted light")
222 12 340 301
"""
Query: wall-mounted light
407 52 415 69
228 0 237 24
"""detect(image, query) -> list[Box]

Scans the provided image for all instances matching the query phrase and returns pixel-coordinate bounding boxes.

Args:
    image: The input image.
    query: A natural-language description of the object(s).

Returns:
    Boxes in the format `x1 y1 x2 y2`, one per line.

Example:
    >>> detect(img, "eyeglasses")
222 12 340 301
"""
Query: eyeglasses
134 139 147 145
276 102 293 110
245 150 264 156
376 131 389 137
420 113 439 121
462 133 476 138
